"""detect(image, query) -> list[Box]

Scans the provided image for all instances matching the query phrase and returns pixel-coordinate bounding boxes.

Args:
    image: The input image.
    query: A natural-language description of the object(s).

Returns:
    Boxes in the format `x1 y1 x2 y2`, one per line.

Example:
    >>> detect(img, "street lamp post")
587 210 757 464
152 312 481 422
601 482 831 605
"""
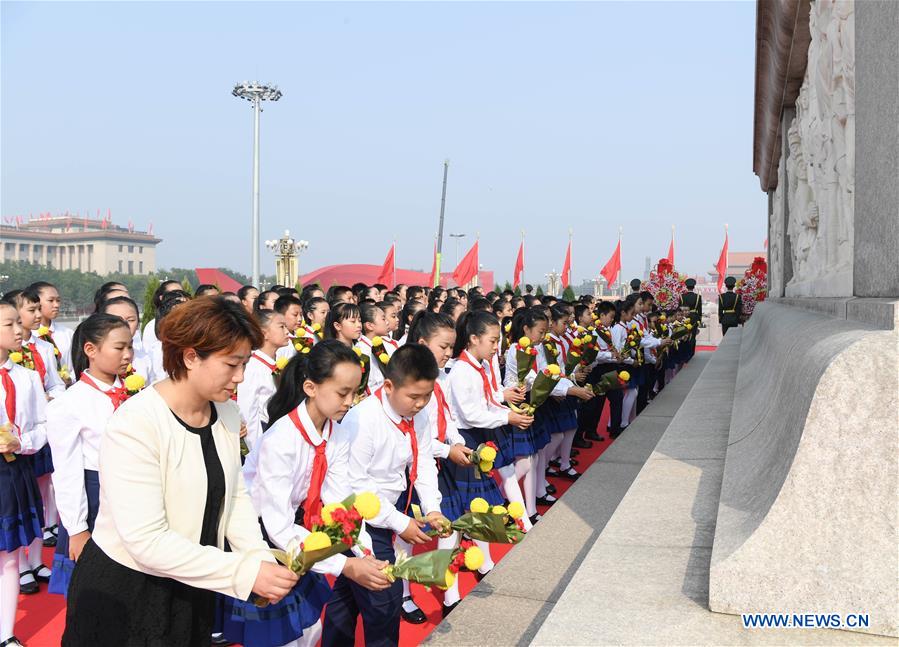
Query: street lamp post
232 81 282 288
265 230 308 288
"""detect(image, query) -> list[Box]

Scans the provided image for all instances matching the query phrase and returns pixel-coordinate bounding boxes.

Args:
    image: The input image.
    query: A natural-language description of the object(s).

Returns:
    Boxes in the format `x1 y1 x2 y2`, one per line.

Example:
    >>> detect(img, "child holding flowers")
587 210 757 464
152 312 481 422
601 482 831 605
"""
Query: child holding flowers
46 313 137 596
323 302 362 348
238 310 291 451
28 281 74 381
324 344 449 647
229 341 391 647
273 295 304 362
447 311 534 529
613 295 642 433
300 296 330 345
355 302 395 393
0 301 48 647
401 312 496 618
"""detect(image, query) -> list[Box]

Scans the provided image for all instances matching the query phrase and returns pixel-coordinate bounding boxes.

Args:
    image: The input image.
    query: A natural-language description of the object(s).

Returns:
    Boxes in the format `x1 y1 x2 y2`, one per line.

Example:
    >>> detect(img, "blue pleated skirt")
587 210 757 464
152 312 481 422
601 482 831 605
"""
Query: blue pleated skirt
49 469 99 595
221 571 332 647
31 444 54 477
446 429 507 507
509 402 552 456
0 454 44 552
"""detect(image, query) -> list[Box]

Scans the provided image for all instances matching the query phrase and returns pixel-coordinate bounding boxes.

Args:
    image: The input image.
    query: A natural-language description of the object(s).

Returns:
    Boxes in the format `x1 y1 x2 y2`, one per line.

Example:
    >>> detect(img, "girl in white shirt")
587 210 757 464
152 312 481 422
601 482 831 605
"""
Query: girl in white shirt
612 296 641 432
100 296 154 384
238 310 291 451
0 302 49 647
355 302 394 394
30 281 74 380
226 340 390 647
447 312 534 527
47 313 135 597
323 302 362 349
300 297 330 346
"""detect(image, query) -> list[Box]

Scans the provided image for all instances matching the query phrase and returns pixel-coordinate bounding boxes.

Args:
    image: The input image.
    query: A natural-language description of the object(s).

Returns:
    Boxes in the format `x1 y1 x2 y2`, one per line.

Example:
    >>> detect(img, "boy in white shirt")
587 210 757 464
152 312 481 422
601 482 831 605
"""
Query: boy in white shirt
322 344 449 647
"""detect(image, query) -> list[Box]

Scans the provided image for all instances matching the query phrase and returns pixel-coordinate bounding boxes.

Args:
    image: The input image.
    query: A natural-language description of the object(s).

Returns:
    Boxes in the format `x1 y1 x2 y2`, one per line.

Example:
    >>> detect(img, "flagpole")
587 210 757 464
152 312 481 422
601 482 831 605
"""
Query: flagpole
521 229 526 289
618 225 623 293
434 160 449 288
568 227 573 290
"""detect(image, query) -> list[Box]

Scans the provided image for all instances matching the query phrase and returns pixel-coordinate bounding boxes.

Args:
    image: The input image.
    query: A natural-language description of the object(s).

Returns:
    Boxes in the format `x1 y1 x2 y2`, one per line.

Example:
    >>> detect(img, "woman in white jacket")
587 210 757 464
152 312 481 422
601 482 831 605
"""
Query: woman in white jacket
62 297 297 646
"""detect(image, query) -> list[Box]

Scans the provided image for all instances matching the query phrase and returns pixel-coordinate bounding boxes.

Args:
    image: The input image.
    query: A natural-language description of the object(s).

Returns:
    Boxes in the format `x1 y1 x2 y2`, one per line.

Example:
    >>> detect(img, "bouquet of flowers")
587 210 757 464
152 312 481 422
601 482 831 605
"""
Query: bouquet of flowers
589 370 630 396
622 325 643 365
469 441 498 479
123 372 146 396
510 364 562 415
737 257 768 317
542 335 561 367
668 321 693 342
370 336 391 366
574 331 601 368
0 422 18 463
452 498 527 544
513 337 538 387
644 259 687 312
303 322 324 340
9 348 34 371
353 348 372 400
293 335 315 355
35 326 71 384
501 321 512 357
383 540 487 591
267 492 381 587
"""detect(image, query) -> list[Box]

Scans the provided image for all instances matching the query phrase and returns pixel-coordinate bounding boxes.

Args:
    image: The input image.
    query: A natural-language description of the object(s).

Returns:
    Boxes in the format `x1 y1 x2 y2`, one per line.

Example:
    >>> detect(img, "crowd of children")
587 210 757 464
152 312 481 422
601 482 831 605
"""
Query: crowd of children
0 276 701 647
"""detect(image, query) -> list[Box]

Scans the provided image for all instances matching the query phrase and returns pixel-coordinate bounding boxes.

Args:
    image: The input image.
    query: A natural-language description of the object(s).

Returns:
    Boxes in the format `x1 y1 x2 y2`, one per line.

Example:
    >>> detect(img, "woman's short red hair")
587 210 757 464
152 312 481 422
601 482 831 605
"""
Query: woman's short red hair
159 296 263 380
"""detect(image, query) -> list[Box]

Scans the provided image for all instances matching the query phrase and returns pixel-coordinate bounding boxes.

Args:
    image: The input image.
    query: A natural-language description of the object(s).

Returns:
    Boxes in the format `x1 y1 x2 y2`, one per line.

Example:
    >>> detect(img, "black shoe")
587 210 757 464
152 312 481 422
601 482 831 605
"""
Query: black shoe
567 458 579 467
570 449 580 457
0 636 24 647
474 568 490 582
548 458 561 468
585 430 605 442
32 564 52 582
401 597 427 624
536 495 557 506
42 526 57 547
545 484 557 495
210 634 233 646
572 438 592 449
609 427 622 439
442 601 460 618
19 571 38 595
556 468 581 481
529 513 542 526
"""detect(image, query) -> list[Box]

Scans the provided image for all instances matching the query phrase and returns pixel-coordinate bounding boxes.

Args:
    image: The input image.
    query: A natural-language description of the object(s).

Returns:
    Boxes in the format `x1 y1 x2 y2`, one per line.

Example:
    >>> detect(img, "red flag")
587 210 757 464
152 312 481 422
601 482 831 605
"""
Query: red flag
716 230 729 292
128 220 135 233
453 240 479 287
148 222 154 235
763 237 768 250
513 241 524 289
375 244 395 287
561 240 572 288
599 239 621 286
666 233 675 265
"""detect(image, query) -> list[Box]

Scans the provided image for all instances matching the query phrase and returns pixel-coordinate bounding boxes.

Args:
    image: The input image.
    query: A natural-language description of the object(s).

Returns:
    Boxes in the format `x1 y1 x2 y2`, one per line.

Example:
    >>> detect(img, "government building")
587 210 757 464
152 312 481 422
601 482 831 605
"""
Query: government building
1 215 162 275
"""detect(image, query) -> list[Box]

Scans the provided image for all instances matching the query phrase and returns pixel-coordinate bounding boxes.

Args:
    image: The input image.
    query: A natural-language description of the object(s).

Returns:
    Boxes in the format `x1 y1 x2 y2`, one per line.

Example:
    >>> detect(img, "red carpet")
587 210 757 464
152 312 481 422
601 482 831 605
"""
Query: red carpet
23 378 719 646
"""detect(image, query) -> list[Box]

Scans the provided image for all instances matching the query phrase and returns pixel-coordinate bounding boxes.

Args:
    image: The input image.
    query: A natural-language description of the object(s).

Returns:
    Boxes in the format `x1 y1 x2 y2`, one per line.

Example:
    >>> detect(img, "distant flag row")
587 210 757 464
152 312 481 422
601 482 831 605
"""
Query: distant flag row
1 209 153 236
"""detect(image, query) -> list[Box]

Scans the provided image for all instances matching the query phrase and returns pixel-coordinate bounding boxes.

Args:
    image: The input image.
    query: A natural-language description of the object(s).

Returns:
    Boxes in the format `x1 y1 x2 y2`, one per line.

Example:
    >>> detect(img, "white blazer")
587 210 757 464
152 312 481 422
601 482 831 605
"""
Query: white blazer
91 386 273 601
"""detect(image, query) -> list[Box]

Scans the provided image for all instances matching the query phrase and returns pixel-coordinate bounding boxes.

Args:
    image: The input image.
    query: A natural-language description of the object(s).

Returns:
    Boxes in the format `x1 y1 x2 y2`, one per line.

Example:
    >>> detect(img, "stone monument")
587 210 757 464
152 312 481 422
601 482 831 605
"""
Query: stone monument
710 0 898 637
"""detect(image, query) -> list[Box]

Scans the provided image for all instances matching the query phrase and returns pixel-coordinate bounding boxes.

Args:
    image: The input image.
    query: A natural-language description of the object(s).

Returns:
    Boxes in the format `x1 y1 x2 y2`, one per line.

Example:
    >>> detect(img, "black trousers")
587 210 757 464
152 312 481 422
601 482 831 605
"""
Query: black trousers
637 364 657 413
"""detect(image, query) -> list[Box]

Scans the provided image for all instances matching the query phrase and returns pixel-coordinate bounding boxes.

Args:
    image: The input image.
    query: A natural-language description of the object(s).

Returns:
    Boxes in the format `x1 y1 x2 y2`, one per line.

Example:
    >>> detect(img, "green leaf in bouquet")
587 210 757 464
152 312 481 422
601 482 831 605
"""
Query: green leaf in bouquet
514 347 534 386
451 511 513 543
528 370 561 410
384 549 456 588
590 371 625 396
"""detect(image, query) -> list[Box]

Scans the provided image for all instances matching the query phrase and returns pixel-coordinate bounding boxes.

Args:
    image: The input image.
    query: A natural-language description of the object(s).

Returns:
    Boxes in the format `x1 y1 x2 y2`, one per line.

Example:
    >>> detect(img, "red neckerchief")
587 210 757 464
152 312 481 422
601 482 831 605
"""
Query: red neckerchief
357 337 372 349
79 372 129 410
0 367 18 435
488 355 500 391
252 352 276 373
27 343 46 383
459 351 503 408
549 334 568 364
39 328 62 359
289 407 332 528
375 387 417 514
432 381 451 443
384 337 399 350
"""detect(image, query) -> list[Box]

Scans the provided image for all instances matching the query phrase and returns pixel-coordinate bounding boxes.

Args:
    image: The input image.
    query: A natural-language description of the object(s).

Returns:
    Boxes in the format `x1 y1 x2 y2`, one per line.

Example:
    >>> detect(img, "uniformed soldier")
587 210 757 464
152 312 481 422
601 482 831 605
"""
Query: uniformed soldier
679 278 702 359
629 278 642 294
718 276 742 336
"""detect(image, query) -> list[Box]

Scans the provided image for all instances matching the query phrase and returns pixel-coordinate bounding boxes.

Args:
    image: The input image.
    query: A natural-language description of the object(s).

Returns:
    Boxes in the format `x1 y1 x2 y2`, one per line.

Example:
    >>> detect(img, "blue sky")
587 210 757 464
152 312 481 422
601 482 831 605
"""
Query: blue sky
2 1 766 285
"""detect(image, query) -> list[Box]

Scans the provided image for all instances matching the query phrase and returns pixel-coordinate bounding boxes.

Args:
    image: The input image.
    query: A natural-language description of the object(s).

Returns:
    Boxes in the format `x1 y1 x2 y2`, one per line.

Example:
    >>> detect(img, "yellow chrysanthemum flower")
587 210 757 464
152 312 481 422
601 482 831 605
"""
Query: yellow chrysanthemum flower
479 460 494 473
353 492 381 520
378 352 390 364
463 546 485 571
491 505 508 515
353 347 363 357
618 370 630 381
507 501 525 519
469 497 490 514
321 503 347 525
311 323 322 332
582 335 593 343
36 326 50 337
547 364 561 376
479 446 497 462
371 336 383 346
303 531 332 551
440 569 455 590
301 347 311 354
276 357 290 371
124 374 146 393
518 337 531 348
9 351 22 364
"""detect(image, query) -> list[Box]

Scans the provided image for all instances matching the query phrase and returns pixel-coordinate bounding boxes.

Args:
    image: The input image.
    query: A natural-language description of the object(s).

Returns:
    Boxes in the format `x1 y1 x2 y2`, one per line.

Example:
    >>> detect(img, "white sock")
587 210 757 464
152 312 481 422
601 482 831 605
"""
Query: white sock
438 533 461 606
520 455 537 517
622 388 637 426
0 549 19 642
27 537 44 570
535 449 548 497
18 550 32 583
38 475 57 528
474 539 495 573
559 429 576 471
394 537 415 606
499 463 532 531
